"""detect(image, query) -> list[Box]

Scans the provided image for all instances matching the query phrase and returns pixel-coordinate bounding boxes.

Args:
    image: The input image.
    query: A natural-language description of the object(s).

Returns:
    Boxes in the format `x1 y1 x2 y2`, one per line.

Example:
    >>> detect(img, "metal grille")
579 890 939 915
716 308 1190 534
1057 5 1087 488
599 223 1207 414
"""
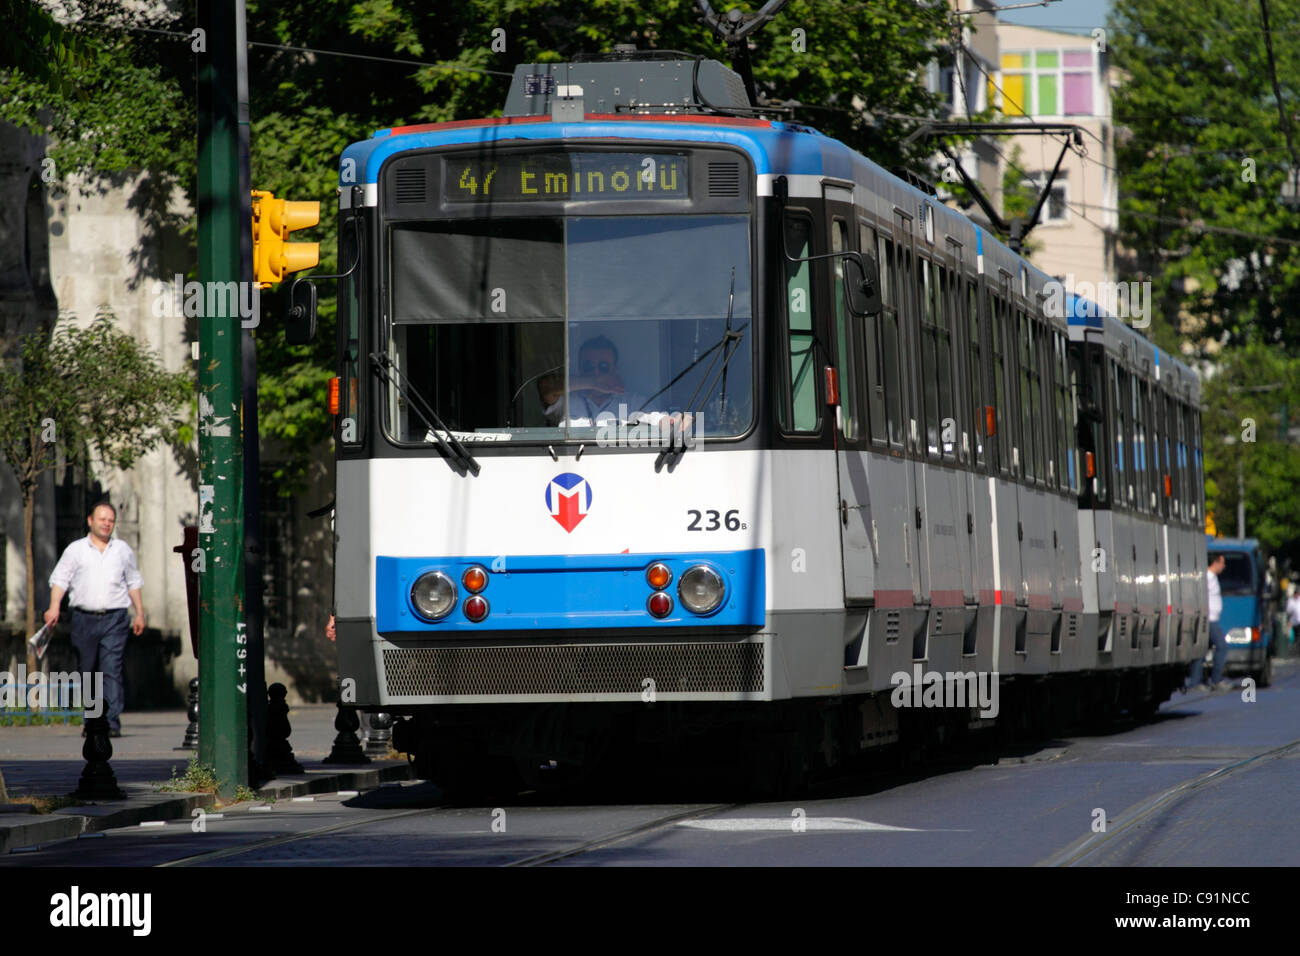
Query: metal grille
884 610 901 643
707 162 741 197
394 167 427 203
383 641 764 697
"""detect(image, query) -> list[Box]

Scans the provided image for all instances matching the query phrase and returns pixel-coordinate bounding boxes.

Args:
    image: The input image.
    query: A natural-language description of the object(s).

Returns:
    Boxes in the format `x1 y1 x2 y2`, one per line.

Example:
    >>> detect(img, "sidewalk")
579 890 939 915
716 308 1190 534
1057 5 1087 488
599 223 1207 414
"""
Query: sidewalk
0 704 413 854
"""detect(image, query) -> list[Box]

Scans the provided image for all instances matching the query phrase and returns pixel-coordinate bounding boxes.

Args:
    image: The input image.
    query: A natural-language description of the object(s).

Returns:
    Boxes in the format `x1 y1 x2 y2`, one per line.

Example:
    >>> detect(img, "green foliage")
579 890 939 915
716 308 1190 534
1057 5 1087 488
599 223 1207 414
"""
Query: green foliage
999 143 1043 260
1200 344 1300 559
0 314 192 498
1109 0 1300 350
0 1 195 184
158 755 222 793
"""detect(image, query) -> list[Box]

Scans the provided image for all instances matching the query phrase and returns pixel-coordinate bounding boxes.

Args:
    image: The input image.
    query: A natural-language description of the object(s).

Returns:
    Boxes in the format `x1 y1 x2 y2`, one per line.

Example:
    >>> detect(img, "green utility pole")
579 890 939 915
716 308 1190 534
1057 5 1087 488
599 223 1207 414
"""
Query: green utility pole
196 0 249 795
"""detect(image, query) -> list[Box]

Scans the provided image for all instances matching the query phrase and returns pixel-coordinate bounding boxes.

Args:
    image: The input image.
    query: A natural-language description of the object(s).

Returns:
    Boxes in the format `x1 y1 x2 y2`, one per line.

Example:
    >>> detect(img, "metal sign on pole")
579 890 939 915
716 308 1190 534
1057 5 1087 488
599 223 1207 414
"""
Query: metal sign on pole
196 0 249 795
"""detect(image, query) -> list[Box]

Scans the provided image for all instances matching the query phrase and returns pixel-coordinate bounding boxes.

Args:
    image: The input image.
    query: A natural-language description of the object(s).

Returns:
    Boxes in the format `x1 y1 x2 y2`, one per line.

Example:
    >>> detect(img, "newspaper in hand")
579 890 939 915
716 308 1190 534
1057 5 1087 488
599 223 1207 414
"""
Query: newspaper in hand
28 624 51 661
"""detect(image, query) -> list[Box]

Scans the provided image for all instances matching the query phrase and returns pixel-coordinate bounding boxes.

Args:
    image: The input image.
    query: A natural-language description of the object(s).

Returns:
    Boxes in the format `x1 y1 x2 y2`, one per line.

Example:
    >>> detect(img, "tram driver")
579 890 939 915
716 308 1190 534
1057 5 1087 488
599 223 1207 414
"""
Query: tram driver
538 335 655 427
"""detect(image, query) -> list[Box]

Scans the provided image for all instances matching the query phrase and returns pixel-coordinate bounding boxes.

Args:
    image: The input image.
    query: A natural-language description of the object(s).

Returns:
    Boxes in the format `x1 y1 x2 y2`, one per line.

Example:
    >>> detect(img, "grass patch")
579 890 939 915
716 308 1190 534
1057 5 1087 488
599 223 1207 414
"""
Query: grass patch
0 713 83 727
5 794 84 814
157 755 222 794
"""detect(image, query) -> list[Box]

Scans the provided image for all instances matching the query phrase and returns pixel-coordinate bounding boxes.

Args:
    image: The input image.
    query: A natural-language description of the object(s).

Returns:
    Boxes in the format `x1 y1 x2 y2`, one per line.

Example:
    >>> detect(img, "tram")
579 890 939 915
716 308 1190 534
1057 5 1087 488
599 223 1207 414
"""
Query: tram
318 55 1206 790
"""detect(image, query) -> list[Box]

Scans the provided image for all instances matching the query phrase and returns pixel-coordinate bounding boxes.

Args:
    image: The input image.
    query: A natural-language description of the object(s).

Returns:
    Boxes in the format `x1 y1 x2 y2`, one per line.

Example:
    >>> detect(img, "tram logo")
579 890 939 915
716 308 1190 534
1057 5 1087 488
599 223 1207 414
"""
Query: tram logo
545 472 593 533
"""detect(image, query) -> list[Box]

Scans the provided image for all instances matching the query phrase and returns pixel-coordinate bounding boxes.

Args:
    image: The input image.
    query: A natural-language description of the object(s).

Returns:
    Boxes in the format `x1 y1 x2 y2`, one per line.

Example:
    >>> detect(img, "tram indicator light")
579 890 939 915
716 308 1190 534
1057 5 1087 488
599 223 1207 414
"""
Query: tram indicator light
984 405 996 437
824 366 839 406
646 563 673 590
1085 451 1095 478
251 189 320 288
463 567 488 593
327 377 340 415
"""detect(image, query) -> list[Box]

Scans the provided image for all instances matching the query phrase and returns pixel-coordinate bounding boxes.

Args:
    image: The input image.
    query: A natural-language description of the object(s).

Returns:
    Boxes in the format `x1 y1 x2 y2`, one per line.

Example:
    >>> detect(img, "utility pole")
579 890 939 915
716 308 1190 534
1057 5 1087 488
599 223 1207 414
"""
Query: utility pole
196 0 249 796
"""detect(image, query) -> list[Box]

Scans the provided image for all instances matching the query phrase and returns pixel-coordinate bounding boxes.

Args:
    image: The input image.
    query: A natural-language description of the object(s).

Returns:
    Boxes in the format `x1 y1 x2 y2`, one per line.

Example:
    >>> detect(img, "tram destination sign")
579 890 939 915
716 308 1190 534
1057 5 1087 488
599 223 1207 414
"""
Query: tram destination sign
443 152 690 203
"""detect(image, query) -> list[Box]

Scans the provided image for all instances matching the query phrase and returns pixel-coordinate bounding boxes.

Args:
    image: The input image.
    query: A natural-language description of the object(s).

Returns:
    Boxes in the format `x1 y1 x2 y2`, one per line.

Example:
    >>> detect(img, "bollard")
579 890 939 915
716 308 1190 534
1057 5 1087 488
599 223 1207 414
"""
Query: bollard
176 677 200 750
266 683 304 775
363 712 394 757
322 698 369 765
74 716 126 800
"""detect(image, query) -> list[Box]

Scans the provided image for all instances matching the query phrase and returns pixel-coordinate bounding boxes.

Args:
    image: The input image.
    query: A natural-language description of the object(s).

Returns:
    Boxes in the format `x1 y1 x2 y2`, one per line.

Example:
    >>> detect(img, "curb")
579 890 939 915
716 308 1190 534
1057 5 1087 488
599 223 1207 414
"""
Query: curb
1 760 414 855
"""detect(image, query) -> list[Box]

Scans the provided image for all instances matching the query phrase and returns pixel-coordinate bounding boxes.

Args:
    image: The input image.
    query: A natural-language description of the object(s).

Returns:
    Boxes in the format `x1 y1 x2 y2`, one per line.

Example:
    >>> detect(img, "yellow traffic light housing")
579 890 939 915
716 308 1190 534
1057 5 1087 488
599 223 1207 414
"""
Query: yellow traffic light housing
251 189 320 288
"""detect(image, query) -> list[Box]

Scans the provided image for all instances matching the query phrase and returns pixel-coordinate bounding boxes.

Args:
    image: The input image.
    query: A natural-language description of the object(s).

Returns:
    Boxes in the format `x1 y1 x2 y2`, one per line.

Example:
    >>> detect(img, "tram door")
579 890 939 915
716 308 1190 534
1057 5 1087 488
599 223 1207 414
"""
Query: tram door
894 209 928 603
825 186 873 602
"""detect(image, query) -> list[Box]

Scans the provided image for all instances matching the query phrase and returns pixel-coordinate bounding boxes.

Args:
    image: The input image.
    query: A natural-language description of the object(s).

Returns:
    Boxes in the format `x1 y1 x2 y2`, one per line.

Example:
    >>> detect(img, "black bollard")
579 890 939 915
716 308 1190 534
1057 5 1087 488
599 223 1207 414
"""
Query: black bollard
266 683 304 775
176 677 200 750
74 716 126 800
322 699 369 765
363 712 394 757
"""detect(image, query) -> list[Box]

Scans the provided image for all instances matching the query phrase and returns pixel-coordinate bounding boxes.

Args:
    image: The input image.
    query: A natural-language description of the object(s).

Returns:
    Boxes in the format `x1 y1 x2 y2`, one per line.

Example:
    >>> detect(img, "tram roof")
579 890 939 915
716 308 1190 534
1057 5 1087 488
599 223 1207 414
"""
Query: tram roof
341 114 852 188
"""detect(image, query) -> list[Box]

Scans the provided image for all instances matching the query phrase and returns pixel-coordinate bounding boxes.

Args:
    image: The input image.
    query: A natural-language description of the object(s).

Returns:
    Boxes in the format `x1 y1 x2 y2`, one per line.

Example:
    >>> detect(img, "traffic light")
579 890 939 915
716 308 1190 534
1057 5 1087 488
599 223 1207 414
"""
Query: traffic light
250 189 320 288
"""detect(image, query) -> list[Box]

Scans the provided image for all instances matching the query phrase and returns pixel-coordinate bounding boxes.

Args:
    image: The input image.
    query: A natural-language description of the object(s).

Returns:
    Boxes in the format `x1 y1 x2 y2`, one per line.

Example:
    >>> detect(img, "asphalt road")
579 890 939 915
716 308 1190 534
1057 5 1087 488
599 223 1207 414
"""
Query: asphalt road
6 660 1298 868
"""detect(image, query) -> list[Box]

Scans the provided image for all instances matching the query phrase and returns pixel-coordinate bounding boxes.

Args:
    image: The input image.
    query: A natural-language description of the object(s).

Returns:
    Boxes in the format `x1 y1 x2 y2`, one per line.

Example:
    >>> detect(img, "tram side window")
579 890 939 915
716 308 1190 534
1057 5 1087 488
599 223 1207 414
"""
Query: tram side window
861 223 885 443
968 280 984 467
1061 336 1078 494
1192 408 1204 521
1110 361 1127 508
1174 398 1187 522
1018 310 1037 482
1134 376 1148 513
878 235 904 446
1086 348 1108 505
831 218 860 440
338 225 364 446
920 259 940 456
990 291 1011 473
1053 332 1068 491
1164 392 1175 520
936 266 954 458
781 216 820 432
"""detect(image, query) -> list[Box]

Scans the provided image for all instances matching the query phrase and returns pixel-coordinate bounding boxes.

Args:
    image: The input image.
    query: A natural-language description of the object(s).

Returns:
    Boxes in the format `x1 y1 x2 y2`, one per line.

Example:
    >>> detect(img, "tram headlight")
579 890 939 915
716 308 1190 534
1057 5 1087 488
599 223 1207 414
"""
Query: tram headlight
411 571 457 621
678 565 725 615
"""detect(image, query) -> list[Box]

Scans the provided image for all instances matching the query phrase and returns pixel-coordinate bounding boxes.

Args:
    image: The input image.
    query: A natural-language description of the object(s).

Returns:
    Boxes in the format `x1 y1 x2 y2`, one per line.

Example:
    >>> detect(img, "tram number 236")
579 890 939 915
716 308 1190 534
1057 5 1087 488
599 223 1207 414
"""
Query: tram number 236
687 509 745 531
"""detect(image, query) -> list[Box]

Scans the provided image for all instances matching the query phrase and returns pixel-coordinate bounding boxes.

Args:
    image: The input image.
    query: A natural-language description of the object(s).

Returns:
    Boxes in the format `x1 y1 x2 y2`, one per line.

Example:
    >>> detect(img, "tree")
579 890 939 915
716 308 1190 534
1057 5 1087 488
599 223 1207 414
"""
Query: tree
1199 344 1300 560
1109 0 1300 352
0 315 191 675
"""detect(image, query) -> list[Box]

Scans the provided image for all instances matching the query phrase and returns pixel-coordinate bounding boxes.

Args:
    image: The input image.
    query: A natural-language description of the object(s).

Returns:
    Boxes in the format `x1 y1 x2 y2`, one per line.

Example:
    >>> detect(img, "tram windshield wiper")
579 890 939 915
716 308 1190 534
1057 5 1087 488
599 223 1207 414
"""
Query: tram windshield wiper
649 268 746 465
369 352 481 475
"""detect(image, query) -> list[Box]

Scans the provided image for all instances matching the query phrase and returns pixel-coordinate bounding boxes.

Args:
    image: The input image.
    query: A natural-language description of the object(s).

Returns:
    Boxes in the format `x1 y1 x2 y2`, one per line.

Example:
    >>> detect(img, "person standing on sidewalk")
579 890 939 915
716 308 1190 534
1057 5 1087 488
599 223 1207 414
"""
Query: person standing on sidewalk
43 501 146 736
1188 553 1229 690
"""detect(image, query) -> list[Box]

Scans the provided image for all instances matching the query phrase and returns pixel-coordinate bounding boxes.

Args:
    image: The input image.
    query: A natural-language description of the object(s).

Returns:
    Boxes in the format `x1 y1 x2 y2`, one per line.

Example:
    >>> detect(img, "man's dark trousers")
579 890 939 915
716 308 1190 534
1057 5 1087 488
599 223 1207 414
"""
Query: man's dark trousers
70 608 129 732
1188 620 1228 686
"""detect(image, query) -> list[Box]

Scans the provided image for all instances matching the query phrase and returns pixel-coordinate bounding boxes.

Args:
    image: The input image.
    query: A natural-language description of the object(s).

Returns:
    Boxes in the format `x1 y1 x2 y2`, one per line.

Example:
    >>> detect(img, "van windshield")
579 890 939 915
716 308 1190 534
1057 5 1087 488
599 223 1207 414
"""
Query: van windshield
1215 552 1255 596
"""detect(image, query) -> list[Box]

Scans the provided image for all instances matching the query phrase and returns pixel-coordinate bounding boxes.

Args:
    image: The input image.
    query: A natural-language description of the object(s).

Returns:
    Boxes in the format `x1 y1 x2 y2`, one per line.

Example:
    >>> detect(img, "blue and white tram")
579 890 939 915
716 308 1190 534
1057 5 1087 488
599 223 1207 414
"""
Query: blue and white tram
324 56 1206 789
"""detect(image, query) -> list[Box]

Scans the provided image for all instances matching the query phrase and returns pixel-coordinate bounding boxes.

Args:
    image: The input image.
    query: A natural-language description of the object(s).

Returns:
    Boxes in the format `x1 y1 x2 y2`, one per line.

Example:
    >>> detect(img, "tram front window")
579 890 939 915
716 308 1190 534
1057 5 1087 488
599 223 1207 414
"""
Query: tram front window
387 215 753 443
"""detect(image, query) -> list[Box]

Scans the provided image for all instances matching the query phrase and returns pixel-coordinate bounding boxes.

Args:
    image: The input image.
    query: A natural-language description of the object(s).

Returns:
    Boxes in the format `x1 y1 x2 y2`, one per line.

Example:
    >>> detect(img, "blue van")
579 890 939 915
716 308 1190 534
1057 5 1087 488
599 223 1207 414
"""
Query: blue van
1206 537 1274 686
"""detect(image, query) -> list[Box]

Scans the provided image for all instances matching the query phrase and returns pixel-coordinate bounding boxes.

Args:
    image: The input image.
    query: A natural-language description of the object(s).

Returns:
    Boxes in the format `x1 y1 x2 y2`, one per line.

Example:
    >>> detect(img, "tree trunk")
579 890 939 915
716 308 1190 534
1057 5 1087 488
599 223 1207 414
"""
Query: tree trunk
24 487 38 695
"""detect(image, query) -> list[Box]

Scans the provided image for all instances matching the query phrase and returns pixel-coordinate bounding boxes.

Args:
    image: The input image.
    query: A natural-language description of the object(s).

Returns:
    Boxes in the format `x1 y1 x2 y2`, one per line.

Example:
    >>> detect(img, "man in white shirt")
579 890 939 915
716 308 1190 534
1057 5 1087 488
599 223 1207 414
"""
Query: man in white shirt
1188 553 1228 689
44 501 146 736
1286 586 1300 648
